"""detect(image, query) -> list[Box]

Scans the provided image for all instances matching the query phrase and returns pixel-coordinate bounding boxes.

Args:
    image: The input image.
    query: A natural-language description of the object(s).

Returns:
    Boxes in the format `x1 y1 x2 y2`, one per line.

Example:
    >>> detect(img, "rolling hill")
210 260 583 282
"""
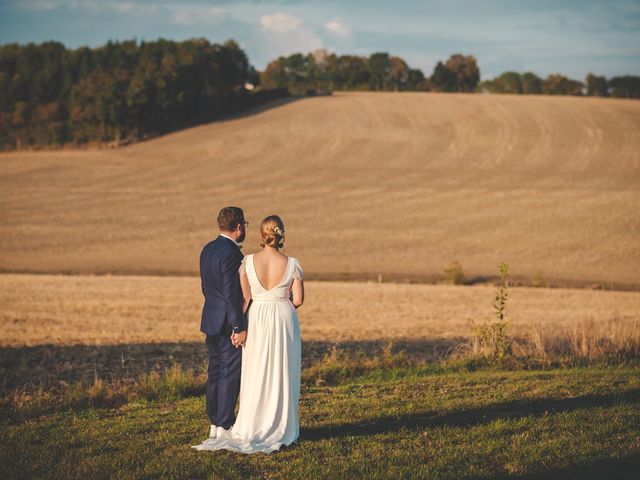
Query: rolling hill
0 92 638 286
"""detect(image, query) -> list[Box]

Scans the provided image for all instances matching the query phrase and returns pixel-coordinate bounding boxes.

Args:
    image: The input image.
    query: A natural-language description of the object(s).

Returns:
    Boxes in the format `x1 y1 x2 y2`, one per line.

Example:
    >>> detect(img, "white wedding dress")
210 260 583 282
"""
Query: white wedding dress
192 254 303 454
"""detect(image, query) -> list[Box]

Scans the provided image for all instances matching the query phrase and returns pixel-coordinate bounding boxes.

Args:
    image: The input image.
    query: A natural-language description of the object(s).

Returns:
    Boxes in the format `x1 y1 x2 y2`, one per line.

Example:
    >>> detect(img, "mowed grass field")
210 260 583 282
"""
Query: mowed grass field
3 367 640 479
0 92 639 286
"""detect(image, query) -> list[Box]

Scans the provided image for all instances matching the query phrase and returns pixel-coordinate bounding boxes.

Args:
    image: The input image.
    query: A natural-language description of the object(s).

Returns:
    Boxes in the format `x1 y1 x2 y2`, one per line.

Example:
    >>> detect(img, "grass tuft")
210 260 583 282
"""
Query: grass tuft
443 260 466 285
302 341 410 386
137 363 204 401
1 363 205 420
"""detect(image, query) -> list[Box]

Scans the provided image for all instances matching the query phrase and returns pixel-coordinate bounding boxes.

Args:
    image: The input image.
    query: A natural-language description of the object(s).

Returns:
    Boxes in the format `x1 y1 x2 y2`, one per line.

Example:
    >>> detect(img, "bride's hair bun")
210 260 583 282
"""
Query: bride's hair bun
260 215 285 248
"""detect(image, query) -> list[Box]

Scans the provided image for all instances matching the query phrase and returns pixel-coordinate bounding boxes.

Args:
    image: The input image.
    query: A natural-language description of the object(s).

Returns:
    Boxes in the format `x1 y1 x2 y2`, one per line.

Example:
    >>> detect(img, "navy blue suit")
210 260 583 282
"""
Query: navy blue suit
199 235 246 429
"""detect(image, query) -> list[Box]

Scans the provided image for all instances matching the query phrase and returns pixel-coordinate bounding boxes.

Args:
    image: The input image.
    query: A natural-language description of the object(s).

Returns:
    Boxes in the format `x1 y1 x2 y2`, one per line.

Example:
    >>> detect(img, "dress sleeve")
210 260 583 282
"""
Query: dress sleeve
238 256 247 276
292 258 304 281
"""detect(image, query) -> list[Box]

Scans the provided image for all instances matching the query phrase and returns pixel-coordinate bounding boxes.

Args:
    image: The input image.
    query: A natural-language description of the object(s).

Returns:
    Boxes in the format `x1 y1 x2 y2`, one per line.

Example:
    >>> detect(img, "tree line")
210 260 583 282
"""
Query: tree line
480 71 640 98
260 50 480 93
1 39 639 150
261 50 640 99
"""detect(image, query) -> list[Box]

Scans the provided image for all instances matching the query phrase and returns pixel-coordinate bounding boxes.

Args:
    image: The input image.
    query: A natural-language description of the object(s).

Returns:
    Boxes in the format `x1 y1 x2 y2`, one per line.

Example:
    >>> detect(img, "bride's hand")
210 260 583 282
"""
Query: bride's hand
234 330 247 348
230 331 247 348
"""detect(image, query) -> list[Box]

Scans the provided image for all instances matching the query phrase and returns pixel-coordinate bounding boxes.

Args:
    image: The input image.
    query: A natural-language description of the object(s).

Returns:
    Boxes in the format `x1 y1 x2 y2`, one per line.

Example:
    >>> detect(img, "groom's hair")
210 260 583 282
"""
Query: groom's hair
217 206 244 232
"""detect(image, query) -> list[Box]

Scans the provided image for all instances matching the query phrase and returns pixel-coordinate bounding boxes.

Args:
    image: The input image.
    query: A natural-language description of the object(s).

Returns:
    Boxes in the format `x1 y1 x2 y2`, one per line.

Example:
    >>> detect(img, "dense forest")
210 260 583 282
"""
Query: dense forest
0 38 276 150
1 39 639 150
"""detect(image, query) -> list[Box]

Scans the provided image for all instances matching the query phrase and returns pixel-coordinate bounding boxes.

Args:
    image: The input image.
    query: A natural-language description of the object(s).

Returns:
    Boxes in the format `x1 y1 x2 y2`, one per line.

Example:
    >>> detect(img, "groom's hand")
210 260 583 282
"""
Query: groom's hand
231 330 247 348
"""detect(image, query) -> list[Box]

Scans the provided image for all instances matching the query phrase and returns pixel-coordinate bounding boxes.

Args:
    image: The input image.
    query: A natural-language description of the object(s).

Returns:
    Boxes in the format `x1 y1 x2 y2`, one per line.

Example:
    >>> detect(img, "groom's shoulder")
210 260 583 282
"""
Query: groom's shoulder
202 236 239 255
202 237 216 249
201 237 221 254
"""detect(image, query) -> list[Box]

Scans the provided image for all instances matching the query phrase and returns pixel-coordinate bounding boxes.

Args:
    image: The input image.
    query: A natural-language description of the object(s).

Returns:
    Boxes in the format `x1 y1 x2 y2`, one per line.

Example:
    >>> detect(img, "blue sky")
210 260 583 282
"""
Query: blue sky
1 0 639 80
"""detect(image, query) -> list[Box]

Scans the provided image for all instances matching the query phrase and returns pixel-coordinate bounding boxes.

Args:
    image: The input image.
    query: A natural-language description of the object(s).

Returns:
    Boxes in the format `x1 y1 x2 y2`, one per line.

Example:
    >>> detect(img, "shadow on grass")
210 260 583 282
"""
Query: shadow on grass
301 388 640 441
509 453 640 480
0 338 464 393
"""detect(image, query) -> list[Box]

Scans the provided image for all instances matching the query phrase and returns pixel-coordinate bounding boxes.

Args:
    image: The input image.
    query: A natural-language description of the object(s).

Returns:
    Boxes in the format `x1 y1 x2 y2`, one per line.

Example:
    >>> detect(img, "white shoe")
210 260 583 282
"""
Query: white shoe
217 426 232 438
209 425 217 438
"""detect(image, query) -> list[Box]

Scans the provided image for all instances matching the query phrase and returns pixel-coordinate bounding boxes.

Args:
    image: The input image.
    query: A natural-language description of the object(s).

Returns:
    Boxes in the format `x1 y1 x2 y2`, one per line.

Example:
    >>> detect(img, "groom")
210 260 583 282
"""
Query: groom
199 206 248 438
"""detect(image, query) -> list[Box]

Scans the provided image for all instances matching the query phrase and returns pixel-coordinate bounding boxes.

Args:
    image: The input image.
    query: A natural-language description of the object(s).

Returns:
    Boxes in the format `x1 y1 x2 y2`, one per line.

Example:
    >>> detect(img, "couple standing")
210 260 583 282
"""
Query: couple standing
192 206 304 454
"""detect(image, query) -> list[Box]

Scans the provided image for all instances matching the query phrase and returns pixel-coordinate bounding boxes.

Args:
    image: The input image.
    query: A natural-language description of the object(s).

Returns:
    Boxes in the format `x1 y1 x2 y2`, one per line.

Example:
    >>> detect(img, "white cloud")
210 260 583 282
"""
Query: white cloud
325 18 350 36
257 12 324 63
260 12 303 33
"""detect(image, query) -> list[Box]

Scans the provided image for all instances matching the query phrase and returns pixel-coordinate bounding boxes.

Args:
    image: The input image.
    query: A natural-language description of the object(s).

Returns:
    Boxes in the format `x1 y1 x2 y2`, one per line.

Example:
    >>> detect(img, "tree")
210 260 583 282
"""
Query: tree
389 56 410 91
430 54 479 92
337 55 370 90
445 54 480 92
407 68 429 91
309 49 332 93
260 58 287 90
609 75 640 99
586 73 608 97
368 52 391 90
543 74 583 96
221 39 249 88
32 101 68 144
480 72 522 94
430 61 456 92
521 72 543 94
12 101 29 127
283 53 312 95
496 71 523 94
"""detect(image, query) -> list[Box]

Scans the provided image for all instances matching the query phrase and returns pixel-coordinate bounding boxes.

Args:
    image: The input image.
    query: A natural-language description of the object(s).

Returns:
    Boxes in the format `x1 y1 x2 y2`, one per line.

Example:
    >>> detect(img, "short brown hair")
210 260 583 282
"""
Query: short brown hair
260 215 285 248
217 206 244 232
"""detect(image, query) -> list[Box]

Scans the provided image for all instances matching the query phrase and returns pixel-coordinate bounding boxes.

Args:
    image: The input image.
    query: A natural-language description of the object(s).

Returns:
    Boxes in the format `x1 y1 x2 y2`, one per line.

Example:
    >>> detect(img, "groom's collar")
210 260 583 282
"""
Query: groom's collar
219 233 242 248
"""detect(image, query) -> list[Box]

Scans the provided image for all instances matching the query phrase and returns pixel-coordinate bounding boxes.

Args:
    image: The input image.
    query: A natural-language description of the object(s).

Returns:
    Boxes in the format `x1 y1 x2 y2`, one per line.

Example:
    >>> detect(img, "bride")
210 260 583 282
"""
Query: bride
192 215 304 454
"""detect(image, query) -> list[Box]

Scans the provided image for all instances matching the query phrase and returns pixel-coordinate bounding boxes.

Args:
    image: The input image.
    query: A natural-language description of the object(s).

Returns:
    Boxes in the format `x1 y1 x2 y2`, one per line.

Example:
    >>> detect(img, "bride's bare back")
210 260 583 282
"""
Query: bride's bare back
238 215 304 311
251 250 290 290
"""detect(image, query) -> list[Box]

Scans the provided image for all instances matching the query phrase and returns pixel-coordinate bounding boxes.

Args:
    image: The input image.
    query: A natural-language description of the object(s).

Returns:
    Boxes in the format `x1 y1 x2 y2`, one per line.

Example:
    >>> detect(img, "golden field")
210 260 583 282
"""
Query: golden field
0 92 639 286
2 273 638 348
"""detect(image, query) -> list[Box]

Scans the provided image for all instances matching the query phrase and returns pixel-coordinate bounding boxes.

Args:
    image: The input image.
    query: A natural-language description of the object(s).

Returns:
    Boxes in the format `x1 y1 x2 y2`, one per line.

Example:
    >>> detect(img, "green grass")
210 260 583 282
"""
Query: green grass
2 366 640 479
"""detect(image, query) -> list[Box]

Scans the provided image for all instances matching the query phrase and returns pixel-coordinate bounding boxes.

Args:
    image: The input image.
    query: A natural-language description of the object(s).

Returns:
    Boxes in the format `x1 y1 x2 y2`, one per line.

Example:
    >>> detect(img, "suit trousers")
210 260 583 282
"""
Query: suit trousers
205 324 242 429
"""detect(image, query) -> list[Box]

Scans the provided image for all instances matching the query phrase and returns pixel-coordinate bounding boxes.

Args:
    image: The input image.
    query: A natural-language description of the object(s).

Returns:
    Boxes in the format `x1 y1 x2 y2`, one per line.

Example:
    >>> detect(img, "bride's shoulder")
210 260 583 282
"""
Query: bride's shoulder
239 253 254 268
289 257 304 280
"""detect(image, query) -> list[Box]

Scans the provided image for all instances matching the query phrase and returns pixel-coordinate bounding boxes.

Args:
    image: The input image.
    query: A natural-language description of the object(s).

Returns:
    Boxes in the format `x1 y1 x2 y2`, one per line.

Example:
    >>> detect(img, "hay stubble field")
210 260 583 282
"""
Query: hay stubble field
1 274 639 348
1 92 639 285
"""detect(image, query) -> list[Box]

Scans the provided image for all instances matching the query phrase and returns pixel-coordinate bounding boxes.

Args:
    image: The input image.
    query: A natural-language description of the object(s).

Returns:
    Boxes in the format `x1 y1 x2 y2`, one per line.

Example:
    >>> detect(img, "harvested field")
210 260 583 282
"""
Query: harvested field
1 273 639 392
0 93 639 286
2 274 639 347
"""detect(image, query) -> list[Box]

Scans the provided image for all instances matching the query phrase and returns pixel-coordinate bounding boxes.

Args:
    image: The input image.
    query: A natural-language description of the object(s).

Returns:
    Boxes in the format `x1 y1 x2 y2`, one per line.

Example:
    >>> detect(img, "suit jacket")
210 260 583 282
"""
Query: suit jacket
199 235 246 336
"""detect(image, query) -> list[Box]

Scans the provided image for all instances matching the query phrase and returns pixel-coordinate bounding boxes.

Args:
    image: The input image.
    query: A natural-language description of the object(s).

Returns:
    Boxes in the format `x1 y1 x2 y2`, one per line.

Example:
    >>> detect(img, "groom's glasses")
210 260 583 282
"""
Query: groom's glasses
240 221 249 227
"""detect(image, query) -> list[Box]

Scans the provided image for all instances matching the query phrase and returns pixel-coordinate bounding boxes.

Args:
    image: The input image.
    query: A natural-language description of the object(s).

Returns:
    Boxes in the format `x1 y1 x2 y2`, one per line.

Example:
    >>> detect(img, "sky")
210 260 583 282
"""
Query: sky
1 0 639 80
